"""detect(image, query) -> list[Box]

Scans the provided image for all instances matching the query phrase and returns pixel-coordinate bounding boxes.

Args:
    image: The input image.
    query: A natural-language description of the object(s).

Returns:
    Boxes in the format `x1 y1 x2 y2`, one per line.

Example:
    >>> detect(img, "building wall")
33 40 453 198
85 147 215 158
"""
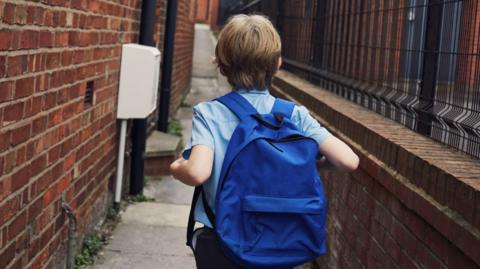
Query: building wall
457 0 480 87
195 0 218 28
196 0 208 22
0 0 195 268
272 71 480 269
169 0 195 113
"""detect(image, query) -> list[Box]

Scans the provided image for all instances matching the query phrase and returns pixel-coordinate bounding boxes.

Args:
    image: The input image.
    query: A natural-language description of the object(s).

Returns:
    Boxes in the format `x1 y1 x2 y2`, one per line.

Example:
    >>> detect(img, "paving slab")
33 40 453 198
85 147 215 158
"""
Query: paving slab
144 176 193 205
92 224 195 269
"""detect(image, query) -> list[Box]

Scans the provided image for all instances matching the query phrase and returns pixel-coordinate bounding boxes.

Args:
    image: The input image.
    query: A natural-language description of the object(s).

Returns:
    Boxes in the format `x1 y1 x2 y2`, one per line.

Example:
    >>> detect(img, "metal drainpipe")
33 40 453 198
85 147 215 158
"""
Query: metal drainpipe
62 203 77 269
157 0 178 131
129 0 158 195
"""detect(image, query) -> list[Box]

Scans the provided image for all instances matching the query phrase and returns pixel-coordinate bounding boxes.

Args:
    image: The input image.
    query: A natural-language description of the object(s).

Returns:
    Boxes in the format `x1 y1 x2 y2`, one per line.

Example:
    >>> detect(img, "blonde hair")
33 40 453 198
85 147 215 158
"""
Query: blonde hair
215 14 281 90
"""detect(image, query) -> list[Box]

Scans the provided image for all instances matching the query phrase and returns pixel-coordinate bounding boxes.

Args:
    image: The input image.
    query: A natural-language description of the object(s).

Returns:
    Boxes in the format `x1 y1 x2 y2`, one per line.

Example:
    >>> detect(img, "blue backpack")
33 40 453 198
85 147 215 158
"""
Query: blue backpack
187 92 327 268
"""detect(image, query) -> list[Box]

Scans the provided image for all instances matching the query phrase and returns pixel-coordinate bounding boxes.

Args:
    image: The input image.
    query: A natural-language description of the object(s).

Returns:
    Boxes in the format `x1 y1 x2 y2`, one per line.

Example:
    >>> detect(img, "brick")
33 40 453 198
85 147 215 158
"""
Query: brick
11 165 30 192
63 151 76 171
18 30 39 49
4 101 24 123
24 96 44 118
7 54 28 77
383 232 401 263
43 184 58 206
0 56 5 78
0 195 20 227
447 247 478 269
31 154 47 175
27 197 43 223
7 211 26 241
55 31 69 47
0 157 4 181
423 227 449 263
3 3 15 24
46 52 61 69
14 76 34 98
0 30 13 49
44 91 57 109
0 242 15 268
39 31 54 48
14 4 27 24
47 108 63 127
32 115 47 136
399 250 418 269
0 81 13 102
10 122 31 146
15 145 26 165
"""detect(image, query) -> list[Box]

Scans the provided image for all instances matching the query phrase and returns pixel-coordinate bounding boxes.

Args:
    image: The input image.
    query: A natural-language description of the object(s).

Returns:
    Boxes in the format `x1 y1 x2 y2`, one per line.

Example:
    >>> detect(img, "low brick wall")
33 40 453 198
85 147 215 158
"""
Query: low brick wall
272 71 480 269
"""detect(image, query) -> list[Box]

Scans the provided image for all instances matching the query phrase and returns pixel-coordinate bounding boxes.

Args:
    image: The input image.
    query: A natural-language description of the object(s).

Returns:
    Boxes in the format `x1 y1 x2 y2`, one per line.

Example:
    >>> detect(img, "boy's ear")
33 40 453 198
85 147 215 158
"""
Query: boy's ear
277 57 282 70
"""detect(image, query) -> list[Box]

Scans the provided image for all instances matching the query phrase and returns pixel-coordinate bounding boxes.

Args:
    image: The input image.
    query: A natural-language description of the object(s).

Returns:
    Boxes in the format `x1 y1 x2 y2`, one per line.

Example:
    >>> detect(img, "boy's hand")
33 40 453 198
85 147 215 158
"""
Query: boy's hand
316 157 336 171
170 157 186 170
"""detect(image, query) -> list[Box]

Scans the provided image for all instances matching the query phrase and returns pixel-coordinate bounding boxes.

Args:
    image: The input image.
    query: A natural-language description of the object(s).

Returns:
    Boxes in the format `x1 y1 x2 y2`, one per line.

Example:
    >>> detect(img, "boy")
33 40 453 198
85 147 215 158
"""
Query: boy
170 14 359 269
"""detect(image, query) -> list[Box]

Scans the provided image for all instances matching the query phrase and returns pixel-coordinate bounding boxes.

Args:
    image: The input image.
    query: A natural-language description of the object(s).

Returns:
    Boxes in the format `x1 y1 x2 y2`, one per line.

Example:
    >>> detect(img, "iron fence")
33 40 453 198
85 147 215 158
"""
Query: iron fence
231 0 480 159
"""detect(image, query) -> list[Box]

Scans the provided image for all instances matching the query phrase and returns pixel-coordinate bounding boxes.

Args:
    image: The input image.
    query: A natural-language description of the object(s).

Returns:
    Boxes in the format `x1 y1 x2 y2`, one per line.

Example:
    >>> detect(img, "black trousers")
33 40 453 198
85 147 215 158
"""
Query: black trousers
192 227 240 269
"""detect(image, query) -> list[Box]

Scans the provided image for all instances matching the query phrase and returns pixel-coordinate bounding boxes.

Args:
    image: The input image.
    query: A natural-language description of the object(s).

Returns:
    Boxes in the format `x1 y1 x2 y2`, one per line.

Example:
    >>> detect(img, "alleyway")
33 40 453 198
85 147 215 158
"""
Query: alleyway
90 24 228 269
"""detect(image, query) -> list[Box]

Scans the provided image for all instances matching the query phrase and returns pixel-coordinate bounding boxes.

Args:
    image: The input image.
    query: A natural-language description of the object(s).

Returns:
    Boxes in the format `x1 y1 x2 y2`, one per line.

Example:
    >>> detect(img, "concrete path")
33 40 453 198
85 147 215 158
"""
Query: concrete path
90 24 228 269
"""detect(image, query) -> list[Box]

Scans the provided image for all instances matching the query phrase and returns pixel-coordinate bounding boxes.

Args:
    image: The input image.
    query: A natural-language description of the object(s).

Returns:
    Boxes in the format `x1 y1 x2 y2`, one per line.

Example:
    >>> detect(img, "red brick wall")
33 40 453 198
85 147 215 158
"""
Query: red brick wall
457 0 480 87
196 0 208 22
169 0 195 113
272 71 480 269
0 0 195 268
195 0 218 28
208 0 219 29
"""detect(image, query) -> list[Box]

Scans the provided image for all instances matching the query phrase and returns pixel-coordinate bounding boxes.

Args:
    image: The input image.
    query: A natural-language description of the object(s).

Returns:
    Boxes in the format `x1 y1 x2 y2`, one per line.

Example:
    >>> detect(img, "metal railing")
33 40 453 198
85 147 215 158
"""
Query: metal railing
231 0 480 159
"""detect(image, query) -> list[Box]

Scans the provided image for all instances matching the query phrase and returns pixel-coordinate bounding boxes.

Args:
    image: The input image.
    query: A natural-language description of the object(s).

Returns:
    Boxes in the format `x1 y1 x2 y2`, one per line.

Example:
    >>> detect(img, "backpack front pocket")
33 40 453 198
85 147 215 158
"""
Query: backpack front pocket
240 195 326 257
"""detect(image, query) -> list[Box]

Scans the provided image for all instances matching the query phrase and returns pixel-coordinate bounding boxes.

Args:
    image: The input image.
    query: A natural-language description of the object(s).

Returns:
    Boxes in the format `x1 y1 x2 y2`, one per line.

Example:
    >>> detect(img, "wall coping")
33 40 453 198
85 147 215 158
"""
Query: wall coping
272 70 480 265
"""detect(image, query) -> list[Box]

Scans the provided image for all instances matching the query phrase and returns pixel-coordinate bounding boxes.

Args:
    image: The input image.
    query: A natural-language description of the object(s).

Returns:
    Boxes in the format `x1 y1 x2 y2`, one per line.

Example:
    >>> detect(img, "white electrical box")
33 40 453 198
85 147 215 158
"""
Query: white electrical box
117 44 161 119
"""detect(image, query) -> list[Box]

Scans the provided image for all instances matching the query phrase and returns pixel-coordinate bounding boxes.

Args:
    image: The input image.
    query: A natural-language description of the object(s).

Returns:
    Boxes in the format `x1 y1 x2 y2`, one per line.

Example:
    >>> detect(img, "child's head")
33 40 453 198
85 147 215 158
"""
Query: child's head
215 14 281 90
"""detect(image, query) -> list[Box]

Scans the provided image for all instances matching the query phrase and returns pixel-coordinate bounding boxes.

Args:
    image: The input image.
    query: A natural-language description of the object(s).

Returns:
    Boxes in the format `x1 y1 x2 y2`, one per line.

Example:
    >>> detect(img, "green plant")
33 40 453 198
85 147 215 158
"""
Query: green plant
105 207 119 222
167 118 183 137
127 194 155 203
180 100 191 107
74 233 106 268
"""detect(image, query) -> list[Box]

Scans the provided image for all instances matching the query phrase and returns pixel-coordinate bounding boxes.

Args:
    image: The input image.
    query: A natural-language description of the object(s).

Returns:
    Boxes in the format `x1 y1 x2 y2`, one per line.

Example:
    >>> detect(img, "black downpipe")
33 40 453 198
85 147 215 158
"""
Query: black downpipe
158 0 178 131
130 0 157 195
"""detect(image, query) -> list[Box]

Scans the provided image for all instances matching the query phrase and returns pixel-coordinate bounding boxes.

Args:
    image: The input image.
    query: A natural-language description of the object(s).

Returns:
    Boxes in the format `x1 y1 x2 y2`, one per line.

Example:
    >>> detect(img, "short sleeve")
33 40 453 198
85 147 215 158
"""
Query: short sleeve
296 106 332 145
183 105 215 159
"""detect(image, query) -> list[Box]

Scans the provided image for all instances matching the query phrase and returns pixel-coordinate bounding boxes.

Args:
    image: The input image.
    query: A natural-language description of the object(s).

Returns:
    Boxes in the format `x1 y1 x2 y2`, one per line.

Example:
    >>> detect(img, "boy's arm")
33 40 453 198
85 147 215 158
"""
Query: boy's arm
170 145 214 186
318 136 359 172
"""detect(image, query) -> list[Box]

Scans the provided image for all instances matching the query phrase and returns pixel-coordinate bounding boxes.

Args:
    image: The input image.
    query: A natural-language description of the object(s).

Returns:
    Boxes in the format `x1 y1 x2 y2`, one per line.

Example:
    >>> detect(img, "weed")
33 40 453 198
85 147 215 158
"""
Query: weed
167 118 183 137
74 234 106 268
105 207 119 222
180 100 191 107
127 194 155 203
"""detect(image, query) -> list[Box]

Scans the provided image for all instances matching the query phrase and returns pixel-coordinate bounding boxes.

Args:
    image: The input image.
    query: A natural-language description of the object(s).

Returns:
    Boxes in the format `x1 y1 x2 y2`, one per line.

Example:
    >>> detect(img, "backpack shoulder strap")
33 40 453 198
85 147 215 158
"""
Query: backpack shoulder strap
271 98 295 119
216 92 258 119
186 185 216 250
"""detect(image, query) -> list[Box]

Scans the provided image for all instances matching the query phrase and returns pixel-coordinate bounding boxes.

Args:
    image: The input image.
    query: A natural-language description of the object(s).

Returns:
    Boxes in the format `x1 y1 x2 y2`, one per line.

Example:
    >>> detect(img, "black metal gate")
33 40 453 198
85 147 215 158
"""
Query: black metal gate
230 0 480 159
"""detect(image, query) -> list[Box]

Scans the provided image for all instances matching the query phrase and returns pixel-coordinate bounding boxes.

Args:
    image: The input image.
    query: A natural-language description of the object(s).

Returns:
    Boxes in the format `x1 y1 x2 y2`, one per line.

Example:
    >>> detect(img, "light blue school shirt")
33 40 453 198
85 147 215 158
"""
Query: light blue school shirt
183 89 332 228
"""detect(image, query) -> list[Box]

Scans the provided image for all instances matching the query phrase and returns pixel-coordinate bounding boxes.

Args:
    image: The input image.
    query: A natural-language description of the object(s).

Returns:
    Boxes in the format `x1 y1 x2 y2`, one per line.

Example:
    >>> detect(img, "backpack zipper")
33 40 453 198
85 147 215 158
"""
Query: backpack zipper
219 135 309 190
267 140 284 152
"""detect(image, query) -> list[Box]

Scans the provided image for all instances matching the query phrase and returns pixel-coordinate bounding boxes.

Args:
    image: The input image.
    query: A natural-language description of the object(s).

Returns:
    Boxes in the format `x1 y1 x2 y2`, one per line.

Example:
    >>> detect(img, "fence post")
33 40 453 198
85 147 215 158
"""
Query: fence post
417 0 443 135
312 0 327 69
276 0 285 38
